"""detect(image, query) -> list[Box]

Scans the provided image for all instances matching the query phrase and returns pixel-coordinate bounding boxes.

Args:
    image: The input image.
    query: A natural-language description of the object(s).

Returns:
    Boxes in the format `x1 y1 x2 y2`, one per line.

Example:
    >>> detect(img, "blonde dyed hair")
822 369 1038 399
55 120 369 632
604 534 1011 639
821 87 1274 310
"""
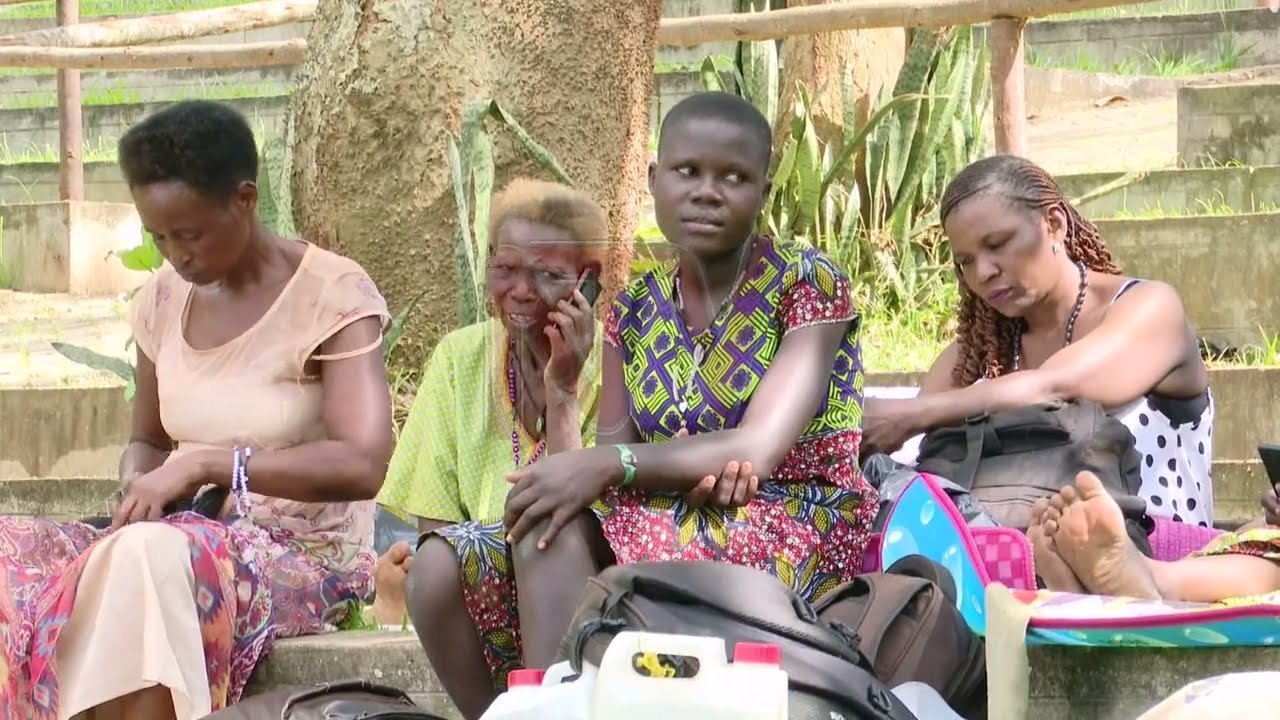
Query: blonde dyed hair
487 177 608 267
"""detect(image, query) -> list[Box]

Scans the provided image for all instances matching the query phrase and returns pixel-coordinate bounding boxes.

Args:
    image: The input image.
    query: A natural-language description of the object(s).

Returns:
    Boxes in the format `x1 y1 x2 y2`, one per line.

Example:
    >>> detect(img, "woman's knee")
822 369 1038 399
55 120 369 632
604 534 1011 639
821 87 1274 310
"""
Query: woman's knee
405 536 463 623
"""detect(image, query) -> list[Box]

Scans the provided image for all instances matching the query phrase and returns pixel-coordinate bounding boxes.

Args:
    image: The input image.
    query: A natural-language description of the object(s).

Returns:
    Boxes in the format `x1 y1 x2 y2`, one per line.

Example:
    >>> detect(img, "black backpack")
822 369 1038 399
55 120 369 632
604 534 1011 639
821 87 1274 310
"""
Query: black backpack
557 560 918 720
914 399 1153 555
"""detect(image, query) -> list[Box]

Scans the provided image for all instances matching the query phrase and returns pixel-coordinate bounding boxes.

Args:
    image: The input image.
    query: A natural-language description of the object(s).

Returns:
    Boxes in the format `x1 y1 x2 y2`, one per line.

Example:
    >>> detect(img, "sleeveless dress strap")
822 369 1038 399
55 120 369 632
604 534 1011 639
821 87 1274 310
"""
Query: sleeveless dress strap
1110 278 1142 306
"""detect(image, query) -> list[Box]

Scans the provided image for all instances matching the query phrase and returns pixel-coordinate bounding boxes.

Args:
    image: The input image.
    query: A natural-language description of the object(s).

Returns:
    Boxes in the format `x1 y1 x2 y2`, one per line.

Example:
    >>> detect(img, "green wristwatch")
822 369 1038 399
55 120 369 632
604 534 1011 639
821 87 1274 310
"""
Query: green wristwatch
614 444 637 487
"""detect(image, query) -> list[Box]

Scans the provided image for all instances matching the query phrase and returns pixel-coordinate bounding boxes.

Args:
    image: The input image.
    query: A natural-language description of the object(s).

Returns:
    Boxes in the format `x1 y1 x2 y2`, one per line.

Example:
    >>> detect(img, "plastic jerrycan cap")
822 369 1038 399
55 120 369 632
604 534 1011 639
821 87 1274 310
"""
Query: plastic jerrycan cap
508 669 547 687
733 642 782 665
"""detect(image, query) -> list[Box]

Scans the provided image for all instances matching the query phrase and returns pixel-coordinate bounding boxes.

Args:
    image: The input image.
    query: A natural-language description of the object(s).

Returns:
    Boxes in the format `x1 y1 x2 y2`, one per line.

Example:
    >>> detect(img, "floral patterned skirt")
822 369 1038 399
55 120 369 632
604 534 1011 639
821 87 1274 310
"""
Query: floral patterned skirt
0 513 372 718
435 477 878 690
1195 525 1280 561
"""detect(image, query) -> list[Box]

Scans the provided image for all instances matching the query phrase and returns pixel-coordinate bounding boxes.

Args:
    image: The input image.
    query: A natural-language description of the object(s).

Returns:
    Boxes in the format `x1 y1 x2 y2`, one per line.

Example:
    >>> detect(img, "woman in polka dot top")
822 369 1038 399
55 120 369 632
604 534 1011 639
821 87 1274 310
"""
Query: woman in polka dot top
863 155 1214 528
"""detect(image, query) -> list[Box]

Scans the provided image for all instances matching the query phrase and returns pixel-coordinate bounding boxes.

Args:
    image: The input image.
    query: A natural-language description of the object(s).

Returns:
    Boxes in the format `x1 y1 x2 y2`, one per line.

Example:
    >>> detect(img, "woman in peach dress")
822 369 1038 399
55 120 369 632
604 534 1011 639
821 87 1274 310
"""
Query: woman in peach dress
0 100 393 719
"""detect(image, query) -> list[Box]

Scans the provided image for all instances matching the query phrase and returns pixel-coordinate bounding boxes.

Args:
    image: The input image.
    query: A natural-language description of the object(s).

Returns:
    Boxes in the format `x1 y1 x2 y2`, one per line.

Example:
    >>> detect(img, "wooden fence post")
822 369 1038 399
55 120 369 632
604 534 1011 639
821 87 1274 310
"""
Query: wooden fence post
57 0 83 202
990 17 1027 156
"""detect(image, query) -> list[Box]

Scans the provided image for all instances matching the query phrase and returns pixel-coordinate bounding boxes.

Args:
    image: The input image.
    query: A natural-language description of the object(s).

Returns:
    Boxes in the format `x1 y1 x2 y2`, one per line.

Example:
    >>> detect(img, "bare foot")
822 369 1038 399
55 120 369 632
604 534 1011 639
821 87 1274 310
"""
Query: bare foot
1028 498 1084 592
1046 471 1161 599
372 541 414 626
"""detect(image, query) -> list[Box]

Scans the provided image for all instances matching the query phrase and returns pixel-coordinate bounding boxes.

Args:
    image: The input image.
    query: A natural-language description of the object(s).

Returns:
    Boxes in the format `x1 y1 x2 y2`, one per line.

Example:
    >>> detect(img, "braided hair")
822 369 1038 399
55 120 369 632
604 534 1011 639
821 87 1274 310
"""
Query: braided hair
940 155 1123 386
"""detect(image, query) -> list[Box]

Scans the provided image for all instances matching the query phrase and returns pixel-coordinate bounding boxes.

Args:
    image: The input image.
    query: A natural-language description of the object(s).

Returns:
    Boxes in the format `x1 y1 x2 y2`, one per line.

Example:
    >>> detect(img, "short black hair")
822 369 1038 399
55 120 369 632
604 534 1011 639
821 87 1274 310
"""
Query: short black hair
657 91 773 174
118 99 259 200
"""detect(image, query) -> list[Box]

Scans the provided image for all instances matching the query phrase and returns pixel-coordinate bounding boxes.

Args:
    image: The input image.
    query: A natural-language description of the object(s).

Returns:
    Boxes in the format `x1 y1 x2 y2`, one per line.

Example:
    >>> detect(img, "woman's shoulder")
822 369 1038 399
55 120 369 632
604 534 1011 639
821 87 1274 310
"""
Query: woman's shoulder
1103 277 1187 322
299 243 379 287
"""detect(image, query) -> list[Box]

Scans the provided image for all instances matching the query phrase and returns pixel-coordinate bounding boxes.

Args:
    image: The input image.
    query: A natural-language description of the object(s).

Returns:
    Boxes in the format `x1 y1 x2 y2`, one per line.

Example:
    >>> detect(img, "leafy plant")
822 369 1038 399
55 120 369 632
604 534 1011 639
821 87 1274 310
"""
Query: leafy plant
692 24 991 370
711 26 989 309
446 99 574 328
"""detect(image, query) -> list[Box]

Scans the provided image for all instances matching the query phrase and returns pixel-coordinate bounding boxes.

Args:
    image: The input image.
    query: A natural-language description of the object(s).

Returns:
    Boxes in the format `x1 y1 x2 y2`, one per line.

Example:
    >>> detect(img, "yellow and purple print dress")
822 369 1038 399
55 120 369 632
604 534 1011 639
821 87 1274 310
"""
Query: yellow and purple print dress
596 236 878 601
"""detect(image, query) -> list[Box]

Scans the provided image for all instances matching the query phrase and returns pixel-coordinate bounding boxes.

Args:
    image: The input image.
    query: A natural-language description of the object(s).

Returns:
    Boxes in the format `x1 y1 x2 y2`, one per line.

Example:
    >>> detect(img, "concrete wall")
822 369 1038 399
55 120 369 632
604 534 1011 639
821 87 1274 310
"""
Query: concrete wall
0 385 129 480
0 94 290 153
0 201 145 294
1057 165 1280 218
1099 213 1280 349
1024 8 1280 68
0 161 129 204
0 66 295 107
1178 80 1280 167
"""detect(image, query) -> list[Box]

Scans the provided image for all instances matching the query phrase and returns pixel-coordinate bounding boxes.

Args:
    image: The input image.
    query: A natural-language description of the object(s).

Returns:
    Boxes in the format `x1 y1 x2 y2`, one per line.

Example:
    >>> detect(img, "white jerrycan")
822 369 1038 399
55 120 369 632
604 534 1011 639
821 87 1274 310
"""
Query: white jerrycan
589 631 789 720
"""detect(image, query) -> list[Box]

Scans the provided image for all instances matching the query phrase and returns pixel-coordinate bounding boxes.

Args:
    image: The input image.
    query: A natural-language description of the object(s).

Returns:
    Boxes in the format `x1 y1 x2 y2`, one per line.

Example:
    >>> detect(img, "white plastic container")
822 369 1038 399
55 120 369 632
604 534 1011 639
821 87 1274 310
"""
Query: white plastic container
891 681 966 720
477 669 549 720
480 631 789 720
589 631 788 720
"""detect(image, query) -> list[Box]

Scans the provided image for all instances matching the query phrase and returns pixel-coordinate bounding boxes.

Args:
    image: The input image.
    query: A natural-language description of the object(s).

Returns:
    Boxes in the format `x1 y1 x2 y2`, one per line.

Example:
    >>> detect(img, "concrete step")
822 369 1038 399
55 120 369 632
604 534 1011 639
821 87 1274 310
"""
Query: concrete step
1057 165 1280 219
248 632 1280 719
0 477 115 518
0 94 288 157
0 459 1265 529
1 361 1276 491
1027 645 1280 719
245 631 458 718
1099 212 1280 350
0 67 294 111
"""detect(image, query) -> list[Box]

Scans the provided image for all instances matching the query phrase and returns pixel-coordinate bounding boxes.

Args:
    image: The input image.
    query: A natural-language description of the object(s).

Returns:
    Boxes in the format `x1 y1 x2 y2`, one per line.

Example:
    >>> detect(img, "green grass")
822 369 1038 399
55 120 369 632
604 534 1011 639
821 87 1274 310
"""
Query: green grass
0 80 286 111
1026 33 1253 77
1051 0 1254 20
1110 198 1280 218
0 0 245 20
860 287 958 374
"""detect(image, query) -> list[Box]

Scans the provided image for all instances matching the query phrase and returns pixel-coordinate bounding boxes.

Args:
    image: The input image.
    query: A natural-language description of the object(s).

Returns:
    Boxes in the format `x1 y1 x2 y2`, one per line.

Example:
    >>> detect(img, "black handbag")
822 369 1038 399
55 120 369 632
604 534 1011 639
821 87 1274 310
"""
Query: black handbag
914 399 1153 555
201 680 445 719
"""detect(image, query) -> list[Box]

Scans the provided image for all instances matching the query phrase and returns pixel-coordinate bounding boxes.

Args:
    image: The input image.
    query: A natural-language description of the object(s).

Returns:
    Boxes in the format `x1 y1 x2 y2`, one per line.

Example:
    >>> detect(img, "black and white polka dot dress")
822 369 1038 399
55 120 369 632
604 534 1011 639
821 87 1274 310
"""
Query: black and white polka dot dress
1112 392 1215 527
1107 278 1215 527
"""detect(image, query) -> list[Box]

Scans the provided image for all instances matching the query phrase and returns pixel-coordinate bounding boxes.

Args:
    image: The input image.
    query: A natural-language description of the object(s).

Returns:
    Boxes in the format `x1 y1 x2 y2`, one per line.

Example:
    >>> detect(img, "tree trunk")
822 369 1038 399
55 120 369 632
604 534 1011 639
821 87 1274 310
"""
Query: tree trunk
290 0 662 365
776 0 906 145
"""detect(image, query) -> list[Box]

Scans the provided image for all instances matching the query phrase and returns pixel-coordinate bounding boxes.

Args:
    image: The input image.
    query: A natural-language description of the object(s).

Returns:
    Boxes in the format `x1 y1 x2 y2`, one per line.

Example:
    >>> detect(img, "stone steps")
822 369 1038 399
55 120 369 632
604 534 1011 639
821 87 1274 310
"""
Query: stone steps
0 94 289 156
0 459 1262 527
246 632 458 719
251 632 1280 720
1026 645 1280 719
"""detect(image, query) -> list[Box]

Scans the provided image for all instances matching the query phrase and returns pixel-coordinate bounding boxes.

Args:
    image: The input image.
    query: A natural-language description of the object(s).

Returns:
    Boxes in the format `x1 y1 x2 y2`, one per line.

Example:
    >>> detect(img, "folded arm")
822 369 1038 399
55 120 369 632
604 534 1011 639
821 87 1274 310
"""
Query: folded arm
886 281 1192 435
599 320 850 493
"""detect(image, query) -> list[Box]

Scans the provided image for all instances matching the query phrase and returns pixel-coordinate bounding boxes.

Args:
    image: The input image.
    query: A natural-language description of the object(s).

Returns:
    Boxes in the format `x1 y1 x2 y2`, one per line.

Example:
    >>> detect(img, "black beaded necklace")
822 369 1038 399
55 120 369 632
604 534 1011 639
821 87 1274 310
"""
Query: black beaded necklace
1012 260 1088 371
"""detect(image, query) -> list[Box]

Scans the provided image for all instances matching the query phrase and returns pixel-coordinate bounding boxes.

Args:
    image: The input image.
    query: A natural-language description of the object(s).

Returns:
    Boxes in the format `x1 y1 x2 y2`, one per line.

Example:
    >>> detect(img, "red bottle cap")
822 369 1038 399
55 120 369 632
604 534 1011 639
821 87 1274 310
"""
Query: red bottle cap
733 642 782 665
508 668 546 687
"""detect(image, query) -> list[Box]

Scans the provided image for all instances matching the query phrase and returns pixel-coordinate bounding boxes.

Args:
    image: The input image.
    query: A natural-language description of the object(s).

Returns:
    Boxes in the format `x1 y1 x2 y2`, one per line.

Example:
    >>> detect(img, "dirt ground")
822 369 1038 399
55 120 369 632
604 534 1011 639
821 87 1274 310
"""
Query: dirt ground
1021 96 1179 175
0 290 130 389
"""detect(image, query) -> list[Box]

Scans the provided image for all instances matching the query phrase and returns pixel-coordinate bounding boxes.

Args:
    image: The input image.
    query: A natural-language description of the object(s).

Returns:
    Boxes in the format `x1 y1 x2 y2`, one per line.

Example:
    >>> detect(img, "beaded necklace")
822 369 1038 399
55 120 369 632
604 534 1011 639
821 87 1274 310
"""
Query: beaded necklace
506 345 546 468
1012 260 1088 371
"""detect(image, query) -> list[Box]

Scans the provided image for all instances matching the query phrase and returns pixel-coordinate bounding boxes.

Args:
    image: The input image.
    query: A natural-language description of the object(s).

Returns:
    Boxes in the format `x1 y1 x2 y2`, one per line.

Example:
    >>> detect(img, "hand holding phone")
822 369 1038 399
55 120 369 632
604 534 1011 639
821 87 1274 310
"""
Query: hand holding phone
575 268 601 307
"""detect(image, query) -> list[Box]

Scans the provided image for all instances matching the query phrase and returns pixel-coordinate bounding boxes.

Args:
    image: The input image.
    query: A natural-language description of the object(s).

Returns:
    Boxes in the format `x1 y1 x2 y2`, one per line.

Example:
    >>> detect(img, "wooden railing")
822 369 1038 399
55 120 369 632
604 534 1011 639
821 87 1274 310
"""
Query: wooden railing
0 0 1164 202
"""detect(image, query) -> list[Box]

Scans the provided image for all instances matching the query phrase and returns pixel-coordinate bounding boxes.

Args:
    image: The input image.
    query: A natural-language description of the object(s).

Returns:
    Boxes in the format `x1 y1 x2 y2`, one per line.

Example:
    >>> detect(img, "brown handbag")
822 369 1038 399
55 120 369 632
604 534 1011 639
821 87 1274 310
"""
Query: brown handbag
200 680 445 720
812 555 987 720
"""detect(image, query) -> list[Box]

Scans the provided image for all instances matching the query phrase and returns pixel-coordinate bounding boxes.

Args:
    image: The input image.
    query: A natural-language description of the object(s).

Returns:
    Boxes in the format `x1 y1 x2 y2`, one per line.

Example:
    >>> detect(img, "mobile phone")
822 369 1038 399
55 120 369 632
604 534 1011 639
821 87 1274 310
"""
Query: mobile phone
575 268 601 307
1260 442 1280 487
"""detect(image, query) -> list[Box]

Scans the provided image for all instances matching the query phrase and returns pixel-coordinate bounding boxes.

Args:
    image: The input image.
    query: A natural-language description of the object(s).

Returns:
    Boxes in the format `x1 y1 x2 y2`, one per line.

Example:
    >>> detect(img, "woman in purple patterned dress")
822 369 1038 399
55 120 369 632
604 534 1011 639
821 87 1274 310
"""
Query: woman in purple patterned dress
408 92 878 719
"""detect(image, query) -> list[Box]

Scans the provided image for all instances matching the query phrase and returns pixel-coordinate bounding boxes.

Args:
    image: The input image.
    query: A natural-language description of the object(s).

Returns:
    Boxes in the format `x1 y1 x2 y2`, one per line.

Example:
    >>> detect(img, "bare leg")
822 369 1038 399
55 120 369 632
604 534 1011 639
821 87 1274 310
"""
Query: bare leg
371 541 414 626
1146 553 1280 603
1027 497 1084 592
405 537 496 720
1045 471 1161 599
113 686 177 720
513 513 613 668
